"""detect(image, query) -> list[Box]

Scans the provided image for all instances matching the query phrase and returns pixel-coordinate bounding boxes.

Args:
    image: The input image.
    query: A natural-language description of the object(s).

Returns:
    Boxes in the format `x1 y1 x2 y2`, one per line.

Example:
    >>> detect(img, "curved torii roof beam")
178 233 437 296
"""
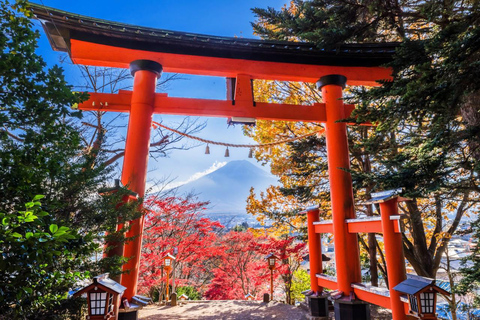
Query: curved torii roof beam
30 3 396 85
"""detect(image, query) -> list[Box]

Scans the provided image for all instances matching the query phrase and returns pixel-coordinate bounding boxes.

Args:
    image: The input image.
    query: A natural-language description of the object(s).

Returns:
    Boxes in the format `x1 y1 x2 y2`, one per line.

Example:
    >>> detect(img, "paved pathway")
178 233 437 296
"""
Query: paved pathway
138 300 310 320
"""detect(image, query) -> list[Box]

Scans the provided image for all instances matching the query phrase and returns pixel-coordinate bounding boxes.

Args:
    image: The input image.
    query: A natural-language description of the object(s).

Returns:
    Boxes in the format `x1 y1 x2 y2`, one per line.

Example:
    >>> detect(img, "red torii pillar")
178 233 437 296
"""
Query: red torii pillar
120 60 163 299
318 75 371 319
379 198 407 320
318 75 362 294
306 207 324 294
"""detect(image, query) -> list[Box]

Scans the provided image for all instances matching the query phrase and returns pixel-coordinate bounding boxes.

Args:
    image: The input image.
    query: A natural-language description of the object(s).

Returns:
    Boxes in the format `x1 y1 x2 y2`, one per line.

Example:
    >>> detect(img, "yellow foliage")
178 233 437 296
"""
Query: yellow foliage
243 80 331 238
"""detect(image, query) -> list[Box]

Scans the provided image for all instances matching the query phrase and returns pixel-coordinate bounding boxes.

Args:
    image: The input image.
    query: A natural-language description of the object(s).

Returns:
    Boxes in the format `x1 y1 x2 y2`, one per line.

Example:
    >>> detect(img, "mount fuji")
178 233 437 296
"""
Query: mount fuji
175 160 278 226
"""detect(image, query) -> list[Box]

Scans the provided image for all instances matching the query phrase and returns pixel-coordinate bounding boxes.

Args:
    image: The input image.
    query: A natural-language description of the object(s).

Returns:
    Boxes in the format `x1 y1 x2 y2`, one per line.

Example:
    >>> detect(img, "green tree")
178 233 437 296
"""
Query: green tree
1 0 107 231
250 0 480 280
0 1 138 317
290 269 311 304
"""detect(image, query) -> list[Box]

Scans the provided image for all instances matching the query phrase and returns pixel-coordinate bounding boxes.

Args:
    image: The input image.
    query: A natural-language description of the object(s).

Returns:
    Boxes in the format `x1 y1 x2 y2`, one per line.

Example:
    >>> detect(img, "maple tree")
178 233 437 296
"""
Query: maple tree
205 230 270 300
139 197 308 303
204 230 307 304
245 81 329 237
139 195 223 297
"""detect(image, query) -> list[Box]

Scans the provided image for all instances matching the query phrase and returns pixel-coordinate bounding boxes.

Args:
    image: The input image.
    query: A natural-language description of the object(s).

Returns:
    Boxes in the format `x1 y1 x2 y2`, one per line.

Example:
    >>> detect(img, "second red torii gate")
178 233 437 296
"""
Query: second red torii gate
31 3 410 320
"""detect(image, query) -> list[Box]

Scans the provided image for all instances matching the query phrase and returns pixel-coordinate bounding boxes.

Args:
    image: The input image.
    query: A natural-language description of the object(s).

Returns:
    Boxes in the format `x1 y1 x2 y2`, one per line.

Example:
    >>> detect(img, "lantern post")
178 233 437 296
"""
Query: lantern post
162 254 176 302
265 253 278 301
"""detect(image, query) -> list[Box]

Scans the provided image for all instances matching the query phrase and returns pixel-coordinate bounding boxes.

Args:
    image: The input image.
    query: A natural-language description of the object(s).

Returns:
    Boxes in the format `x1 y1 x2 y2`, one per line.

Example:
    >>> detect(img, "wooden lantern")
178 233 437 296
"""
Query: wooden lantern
393 274 450 319
163 253 176 270
265 253 278 270
73 273 126 320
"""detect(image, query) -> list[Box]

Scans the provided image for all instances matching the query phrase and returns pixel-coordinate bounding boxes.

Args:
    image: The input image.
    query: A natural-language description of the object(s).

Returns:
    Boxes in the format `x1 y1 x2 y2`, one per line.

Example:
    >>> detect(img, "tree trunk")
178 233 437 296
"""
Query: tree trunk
283 274 293 304
367 232 378 286
445 251 458 320
403 194 470 278
404 200 434 277
172 260 176 294
362 128 379 286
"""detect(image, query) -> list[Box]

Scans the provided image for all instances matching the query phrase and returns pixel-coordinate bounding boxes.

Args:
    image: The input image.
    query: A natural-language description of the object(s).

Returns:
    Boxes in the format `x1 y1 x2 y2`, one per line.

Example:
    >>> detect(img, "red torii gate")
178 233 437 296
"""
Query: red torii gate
32 4 410 320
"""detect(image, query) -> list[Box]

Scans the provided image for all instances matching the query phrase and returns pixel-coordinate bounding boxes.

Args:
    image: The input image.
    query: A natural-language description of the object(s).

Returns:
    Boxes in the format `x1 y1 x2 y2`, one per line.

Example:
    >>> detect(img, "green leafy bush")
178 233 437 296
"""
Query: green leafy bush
0 197 86 318
176 286 202 301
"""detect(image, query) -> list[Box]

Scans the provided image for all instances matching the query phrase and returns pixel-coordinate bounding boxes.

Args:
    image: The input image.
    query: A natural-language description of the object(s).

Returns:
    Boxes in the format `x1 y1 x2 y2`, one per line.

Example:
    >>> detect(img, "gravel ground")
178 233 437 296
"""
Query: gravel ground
138 300 310 320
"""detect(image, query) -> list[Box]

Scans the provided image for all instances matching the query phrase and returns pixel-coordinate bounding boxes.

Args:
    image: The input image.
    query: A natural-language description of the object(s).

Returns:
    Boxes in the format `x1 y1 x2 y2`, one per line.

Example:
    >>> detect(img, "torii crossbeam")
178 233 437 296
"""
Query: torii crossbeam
32 3 411 320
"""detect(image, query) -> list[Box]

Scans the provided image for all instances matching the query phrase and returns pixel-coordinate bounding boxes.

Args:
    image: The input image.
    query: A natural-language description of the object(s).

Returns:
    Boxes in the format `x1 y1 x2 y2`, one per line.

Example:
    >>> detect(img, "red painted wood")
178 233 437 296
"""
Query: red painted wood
379 199 407 320
314 223 334 234
78 92 359 123
70 39 392 86
307 209 324 293
322 81 362 294
316 275 338 290
347 220 383 233
353 287 392 309
120 68 158 299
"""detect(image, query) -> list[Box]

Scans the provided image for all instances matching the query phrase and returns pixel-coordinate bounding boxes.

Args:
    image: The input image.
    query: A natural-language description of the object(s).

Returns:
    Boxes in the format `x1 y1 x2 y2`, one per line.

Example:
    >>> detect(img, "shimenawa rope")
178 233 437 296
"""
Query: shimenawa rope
152 121 325 149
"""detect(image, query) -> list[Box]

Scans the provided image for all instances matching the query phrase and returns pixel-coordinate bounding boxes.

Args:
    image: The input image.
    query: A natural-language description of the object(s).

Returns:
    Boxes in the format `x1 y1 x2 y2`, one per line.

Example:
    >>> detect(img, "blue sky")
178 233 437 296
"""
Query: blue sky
32 0 288 189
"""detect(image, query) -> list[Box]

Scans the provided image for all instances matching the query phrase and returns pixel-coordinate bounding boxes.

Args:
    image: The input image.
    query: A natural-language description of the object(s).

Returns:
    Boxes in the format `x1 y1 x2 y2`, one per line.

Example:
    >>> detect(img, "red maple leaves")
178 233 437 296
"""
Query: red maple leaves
139 196 306 301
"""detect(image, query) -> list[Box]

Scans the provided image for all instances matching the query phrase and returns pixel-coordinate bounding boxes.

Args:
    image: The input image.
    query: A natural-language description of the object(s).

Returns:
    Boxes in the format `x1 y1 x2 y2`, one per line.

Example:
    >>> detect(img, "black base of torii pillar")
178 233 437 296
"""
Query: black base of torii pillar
334 300 370 320
119 310 138 320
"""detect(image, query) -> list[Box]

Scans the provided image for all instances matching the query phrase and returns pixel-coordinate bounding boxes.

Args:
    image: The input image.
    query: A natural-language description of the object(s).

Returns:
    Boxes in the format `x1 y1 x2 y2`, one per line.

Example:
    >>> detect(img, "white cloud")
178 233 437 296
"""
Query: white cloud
165 161 227 190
